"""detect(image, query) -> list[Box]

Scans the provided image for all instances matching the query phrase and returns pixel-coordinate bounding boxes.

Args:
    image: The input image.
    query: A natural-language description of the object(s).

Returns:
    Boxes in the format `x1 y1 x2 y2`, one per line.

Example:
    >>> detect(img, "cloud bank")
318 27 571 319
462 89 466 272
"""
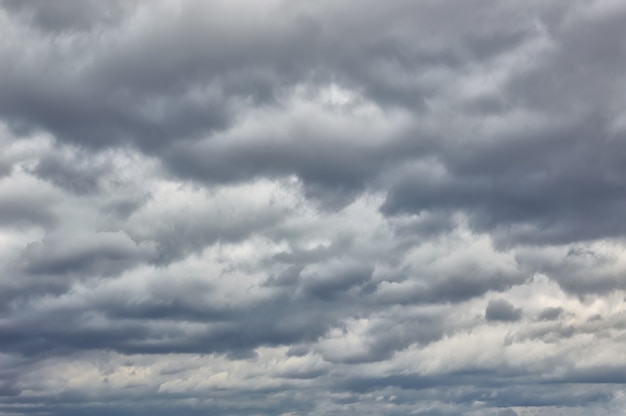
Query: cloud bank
1 0 626 415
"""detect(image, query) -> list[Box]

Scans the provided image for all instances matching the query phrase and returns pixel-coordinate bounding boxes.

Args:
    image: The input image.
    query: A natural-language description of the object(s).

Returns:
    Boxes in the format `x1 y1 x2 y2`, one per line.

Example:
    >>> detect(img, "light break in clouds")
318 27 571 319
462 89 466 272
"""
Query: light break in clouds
1 0 626 415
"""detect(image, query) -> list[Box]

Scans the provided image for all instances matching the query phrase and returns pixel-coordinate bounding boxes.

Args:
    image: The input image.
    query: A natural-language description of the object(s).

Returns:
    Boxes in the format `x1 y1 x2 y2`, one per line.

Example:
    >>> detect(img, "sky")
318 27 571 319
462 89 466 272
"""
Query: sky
1 0 626 415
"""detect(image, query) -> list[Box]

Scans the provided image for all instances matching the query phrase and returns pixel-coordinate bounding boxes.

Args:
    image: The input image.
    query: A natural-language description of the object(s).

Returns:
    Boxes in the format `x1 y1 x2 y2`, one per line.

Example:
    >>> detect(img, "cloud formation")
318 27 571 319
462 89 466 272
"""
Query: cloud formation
1 0 626 415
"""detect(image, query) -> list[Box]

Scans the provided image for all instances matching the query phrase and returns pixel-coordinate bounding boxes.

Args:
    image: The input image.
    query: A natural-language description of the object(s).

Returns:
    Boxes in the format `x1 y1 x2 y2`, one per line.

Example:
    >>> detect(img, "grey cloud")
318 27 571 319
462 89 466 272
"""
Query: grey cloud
0 0 533 202
126 200 290 265
485 298 522 322
0 306 330 358
1 0 132 33
21 231 154 276
340 371 615 412
0 160 10 177
0 230 155 308
32 151 110 194
538 306 564 321
381 116 626 246
377 5 626 246
300 263 373 301
342 313 447 364
494 410 518 416
0 193 56 227
425 271 522 304
516 244 626 295
2 1 626 415
0 178 57 227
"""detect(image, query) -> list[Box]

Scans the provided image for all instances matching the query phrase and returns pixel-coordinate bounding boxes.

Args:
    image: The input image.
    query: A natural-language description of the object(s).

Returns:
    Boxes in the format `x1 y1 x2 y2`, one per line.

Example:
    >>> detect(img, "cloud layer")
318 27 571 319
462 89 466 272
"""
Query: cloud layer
1 0 626 415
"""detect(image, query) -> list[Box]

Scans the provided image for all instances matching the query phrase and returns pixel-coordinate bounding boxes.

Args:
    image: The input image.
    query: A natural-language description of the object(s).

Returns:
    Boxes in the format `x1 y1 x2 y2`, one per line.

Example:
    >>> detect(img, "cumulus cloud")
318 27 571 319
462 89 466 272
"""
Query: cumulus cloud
1 0 626 415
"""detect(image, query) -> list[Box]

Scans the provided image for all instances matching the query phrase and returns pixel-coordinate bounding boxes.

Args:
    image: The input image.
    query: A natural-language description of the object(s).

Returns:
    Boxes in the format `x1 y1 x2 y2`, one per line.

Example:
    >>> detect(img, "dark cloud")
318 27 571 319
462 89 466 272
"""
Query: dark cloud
32 151 109 194
21 231 153 276
1 0 132 33
381 116 626 246
538 306 564 321
485 298 522 322
0 175 57 227
1 0 626 415
516 244 626 295
301 263 373 301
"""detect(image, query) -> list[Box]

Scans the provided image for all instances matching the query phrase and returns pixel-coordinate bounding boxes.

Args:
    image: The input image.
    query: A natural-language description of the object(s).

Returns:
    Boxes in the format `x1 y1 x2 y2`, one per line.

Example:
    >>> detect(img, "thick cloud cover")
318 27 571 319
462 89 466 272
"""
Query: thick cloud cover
1 0 626 415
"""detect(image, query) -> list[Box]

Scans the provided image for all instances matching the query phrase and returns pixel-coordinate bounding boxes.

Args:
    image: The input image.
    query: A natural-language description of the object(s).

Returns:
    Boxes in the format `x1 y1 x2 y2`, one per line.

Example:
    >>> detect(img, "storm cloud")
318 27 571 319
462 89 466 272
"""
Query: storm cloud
1 0 626 415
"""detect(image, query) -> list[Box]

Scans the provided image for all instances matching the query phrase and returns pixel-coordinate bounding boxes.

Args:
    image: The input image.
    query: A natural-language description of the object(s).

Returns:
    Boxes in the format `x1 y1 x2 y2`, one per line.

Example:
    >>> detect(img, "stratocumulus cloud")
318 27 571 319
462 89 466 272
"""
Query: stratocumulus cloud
1 1 626 415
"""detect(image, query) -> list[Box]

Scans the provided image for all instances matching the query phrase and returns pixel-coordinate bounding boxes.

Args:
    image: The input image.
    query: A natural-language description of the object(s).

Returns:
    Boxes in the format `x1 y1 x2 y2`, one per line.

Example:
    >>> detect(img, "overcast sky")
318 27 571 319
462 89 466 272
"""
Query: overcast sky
1 0 626 415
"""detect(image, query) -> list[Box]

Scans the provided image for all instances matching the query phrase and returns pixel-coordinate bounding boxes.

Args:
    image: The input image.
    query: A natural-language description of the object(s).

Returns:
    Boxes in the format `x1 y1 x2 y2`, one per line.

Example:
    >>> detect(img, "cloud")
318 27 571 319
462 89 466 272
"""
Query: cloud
485 298 522 322
1 0 626 415
538 306 564 321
